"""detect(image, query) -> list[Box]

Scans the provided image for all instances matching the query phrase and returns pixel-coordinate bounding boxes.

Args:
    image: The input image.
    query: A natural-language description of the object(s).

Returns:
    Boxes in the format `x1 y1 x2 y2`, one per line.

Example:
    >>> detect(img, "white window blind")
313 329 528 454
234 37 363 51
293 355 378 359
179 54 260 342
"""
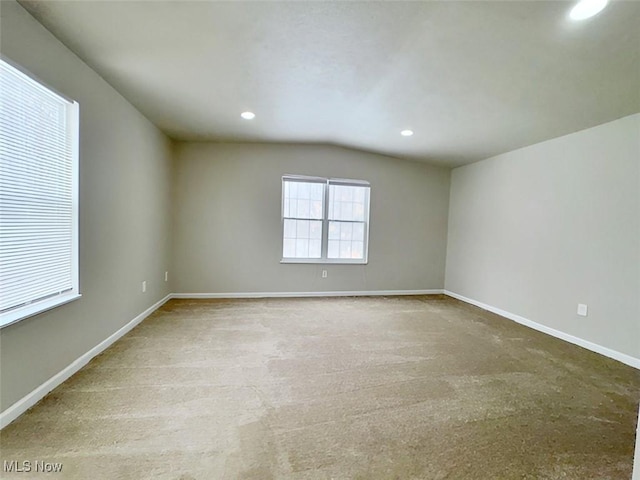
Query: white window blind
0 58 80 327
281 175 370 264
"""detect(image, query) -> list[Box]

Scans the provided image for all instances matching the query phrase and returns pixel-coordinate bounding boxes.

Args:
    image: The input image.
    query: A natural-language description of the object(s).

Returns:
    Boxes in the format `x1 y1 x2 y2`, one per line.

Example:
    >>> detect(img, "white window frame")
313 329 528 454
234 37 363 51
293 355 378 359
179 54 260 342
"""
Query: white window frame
281 175 370 264
0 57 81 328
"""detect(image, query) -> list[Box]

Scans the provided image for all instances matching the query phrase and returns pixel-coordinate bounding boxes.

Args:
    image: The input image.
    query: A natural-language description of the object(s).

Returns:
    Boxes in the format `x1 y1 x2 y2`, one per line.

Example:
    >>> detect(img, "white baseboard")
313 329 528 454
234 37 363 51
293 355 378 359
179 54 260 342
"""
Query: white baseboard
0 293 172 430
444 290 640 370
172 289 444 299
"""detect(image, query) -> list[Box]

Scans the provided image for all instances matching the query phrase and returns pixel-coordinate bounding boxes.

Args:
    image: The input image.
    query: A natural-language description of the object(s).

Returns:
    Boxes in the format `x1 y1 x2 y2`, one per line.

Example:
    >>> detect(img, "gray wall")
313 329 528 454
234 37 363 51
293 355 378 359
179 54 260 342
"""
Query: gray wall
0 1 173 411
445 114 640 359
172 143 451 294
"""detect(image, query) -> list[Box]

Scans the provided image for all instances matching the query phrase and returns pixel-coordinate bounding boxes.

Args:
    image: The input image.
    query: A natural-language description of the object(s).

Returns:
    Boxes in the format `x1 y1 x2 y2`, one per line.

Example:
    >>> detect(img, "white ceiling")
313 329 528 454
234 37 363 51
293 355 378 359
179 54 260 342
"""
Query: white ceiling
18 0 640 167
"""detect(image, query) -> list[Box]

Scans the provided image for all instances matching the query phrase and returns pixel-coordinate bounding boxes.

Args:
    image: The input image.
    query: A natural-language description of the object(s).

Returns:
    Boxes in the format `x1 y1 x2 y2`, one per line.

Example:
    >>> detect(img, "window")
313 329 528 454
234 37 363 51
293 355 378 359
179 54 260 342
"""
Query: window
0 58 80 327
282 175 370 264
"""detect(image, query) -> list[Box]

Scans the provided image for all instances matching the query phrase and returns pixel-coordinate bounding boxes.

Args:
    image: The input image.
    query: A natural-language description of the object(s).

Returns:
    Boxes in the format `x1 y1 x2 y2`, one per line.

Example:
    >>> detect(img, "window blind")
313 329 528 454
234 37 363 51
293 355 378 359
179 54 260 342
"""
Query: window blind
0 58 79 324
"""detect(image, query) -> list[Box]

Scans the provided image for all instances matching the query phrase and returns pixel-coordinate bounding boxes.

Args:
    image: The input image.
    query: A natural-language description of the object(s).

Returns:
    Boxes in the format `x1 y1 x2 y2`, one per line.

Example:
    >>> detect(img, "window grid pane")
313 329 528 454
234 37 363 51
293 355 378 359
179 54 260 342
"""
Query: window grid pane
282 218 322 259
328 185 367 222
327 221 366 259
283 180 323 220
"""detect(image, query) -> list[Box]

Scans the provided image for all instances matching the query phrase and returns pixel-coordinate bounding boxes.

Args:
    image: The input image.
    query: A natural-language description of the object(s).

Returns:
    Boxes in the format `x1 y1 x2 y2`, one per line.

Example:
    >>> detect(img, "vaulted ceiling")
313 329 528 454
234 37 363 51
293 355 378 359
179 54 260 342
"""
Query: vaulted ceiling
18 0 640 166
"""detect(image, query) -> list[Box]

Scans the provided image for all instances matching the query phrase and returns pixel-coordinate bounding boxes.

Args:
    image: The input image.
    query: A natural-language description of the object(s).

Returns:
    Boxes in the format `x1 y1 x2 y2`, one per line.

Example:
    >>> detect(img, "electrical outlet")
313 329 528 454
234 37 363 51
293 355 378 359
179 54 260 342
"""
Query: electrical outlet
577 304 588 316
142 281 147 293
322 270 328 278
164 271 168 282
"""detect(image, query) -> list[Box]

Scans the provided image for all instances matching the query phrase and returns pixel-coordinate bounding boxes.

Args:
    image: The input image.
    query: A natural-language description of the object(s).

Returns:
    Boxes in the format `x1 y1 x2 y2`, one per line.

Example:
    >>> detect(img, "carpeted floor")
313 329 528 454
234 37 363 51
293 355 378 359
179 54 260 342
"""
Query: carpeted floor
1 295 638 479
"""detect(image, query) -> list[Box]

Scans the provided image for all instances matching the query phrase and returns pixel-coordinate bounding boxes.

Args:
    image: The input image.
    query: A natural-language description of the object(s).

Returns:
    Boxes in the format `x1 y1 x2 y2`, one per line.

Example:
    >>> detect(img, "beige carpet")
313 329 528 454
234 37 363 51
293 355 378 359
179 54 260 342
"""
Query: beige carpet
1 295 638 479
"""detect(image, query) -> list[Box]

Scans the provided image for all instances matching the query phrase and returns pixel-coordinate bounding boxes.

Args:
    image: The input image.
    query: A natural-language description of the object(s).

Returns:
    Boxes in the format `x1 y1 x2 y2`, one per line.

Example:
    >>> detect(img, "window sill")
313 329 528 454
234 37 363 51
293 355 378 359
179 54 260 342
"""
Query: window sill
0 293 82 329
281 259 368 265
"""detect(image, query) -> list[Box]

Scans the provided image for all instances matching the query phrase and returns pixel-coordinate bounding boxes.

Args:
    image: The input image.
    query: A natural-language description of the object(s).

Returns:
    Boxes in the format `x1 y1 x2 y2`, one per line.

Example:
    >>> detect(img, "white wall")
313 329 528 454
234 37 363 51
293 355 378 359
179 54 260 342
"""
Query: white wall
445 114 640 360
172 142 450 294
0 1 173 411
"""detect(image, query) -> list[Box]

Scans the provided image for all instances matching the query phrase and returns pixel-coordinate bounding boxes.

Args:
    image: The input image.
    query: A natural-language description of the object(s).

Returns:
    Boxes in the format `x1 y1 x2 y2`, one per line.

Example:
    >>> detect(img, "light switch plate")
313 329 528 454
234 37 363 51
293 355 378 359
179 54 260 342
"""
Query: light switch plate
577 304 588 316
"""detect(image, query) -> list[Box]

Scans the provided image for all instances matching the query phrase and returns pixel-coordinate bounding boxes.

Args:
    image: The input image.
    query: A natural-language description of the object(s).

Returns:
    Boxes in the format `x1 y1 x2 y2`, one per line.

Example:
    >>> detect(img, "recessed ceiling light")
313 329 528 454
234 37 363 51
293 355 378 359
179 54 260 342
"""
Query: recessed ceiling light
400 129 414 137
240 111 255 120
569 0 609 20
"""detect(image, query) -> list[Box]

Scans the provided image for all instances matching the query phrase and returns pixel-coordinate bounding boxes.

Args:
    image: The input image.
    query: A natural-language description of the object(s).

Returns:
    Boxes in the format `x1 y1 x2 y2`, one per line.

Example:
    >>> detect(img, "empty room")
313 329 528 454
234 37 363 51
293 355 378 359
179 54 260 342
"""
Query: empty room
0 0 638 478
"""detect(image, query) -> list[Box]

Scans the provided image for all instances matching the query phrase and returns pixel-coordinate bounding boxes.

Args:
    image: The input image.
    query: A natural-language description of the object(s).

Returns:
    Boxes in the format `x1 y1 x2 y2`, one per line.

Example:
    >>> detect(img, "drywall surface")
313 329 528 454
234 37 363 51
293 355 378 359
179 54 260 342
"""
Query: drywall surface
0 1 173 411
445 114 640 359
172 143 450 294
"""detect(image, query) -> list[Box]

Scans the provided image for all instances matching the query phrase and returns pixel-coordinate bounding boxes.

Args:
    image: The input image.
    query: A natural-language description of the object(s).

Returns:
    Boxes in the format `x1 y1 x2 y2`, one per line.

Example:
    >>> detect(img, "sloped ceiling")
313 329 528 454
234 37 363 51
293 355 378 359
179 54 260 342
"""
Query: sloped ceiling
17 0 640 166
